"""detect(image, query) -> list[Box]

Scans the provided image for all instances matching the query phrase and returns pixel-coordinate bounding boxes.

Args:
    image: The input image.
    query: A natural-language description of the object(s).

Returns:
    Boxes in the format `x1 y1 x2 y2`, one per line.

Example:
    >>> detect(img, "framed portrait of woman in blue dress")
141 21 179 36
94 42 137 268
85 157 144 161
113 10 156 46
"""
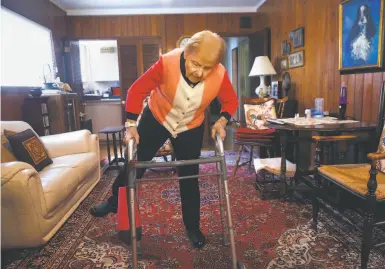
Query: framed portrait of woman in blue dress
339 0 385 72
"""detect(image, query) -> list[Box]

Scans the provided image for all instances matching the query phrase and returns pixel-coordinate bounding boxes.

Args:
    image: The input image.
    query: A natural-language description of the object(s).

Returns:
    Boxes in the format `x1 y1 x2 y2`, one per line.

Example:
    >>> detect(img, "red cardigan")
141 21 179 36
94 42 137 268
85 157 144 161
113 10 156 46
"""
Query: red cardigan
125 48 238 136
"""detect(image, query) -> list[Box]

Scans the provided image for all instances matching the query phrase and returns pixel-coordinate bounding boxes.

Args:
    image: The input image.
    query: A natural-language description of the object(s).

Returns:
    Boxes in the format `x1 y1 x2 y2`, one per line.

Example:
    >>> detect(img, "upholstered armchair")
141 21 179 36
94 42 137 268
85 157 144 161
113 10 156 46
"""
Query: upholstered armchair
311 82 385 269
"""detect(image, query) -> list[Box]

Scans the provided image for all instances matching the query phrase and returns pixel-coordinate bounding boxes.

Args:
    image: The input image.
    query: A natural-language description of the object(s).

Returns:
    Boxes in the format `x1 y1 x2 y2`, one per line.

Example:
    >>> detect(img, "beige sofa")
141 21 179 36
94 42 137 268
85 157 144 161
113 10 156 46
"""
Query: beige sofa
1 121 100 248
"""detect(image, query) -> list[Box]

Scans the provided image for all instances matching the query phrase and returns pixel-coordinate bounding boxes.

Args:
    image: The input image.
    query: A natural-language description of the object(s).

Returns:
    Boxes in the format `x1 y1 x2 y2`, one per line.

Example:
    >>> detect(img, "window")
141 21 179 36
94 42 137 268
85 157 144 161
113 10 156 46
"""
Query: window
1 7 56 87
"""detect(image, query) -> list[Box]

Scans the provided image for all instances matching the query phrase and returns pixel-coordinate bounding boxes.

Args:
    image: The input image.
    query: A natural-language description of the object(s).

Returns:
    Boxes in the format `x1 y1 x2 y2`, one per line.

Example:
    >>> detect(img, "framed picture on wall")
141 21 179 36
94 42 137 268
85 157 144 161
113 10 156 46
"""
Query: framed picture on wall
288 50 305 68
289 27 305 48
231 48 238 90
281 57 288 70
339 0 385 72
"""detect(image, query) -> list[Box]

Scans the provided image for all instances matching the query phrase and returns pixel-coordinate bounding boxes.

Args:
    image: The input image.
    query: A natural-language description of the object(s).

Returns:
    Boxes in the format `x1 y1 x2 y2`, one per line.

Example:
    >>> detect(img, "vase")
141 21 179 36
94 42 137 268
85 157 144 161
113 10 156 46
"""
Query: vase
30 88 42 98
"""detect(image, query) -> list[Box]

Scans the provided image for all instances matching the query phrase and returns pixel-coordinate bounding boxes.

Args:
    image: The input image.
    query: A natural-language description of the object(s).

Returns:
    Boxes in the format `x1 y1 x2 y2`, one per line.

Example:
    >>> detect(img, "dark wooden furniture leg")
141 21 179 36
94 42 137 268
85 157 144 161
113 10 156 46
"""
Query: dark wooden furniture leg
279 131 287 200
112 133 119 166
119 130 123 159
361 163 378 269
106 133 111 165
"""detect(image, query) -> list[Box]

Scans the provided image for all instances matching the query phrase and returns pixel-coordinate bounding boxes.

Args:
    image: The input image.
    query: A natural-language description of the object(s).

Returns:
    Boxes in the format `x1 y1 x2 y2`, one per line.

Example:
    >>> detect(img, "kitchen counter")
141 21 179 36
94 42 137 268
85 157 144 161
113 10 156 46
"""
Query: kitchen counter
82 99 121 104
83 99 123 141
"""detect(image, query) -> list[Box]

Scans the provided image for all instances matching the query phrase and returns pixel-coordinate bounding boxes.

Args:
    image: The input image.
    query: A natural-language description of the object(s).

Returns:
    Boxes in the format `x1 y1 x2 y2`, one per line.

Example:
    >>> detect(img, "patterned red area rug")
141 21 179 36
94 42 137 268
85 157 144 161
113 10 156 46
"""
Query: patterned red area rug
3 151 385 269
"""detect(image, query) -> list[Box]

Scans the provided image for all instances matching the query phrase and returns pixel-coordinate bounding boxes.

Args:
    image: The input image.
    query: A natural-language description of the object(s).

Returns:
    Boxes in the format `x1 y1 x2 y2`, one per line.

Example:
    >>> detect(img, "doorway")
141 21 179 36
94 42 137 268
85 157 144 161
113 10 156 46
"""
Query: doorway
207 36 250 124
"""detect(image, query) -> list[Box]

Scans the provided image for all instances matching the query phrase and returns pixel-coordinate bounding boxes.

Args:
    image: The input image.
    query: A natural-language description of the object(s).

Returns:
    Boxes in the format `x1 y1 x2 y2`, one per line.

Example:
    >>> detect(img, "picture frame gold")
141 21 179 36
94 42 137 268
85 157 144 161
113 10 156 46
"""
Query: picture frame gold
288 50 304 69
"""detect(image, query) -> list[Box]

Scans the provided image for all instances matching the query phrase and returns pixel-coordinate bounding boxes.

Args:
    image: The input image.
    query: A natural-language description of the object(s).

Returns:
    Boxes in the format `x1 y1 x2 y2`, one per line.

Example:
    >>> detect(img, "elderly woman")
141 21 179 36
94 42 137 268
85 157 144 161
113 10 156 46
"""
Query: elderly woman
90 30 239 249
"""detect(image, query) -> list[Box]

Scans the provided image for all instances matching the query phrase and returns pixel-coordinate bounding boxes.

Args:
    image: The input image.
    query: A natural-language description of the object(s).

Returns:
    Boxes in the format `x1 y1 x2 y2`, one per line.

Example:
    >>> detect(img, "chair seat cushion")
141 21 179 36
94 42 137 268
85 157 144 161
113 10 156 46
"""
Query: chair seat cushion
319 164 385 200
155 139 173 157
253 157 296 177
236 128 276 135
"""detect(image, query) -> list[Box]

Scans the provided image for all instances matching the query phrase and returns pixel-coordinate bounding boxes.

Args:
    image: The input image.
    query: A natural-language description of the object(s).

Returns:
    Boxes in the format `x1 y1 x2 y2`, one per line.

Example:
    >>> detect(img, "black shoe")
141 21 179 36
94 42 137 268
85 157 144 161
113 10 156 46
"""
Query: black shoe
89 202 117 217
186 228 206 249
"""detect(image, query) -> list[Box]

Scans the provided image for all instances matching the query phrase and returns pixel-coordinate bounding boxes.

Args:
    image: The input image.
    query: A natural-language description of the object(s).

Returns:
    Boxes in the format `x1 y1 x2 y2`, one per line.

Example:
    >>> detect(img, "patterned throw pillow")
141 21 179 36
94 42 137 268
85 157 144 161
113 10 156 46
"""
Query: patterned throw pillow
1 130 17 163
7 129 52 171
244 100 277 130
376 123 385 173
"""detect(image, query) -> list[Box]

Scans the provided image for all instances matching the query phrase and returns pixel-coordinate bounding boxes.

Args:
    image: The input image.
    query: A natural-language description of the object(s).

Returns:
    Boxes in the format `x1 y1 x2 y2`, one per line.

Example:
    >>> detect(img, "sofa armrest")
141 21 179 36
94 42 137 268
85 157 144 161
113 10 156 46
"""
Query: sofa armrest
89 133 100 156
1 161 49 247
1 161 36 185
41 130 94 158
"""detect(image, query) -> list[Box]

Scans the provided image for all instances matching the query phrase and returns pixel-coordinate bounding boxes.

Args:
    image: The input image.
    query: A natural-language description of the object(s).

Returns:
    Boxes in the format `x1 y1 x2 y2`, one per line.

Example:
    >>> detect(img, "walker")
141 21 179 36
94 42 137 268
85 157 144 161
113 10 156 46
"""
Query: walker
123 134 246 269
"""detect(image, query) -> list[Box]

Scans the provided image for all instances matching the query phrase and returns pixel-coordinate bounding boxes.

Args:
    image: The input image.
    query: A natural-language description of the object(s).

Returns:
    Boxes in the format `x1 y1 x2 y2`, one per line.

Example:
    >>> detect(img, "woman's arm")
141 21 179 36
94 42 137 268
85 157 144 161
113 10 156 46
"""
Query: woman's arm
216 71 239 125
125 57 163 121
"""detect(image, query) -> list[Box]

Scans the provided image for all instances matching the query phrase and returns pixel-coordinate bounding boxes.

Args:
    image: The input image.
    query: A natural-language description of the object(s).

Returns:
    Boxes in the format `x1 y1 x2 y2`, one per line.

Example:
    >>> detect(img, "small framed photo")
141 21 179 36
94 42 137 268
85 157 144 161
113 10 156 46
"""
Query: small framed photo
282 40 291 55
289 50 305 68
286 42 291 54
282 40 287 55
290 27 305 48
280 57 288 70
271 81 282 99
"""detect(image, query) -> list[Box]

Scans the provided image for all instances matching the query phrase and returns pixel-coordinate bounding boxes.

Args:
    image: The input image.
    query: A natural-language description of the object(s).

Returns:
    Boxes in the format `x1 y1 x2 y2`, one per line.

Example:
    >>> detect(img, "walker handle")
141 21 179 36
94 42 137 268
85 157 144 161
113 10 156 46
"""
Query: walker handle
215 133 225 156
127 137 137 162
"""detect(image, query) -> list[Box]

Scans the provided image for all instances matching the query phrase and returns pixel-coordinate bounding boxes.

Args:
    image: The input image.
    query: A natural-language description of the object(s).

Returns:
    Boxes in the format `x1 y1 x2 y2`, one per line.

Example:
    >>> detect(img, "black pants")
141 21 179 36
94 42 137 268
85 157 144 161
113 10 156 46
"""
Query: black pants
108 106 204 230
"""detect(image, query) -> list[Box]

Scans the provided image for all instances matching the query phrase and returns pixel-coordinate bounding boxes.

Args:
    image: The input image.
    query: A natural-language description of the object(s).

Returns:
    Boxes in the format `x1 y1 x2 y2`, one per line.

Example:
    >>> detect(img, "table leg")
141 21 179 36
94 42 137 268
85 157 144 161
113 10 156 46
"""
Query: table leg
106 133 111 165
279 131 287 199
119 131 123 159
113 133 118 166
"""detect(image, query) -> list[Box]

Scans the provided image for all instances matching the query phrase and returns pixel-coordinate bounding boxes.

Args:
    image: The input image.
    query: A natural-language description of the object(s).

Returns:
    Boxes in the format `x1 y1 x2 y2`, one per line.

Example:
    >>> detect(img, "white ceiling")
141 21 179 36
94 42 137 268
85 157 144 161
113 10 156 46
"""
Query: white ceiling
50 0 266 16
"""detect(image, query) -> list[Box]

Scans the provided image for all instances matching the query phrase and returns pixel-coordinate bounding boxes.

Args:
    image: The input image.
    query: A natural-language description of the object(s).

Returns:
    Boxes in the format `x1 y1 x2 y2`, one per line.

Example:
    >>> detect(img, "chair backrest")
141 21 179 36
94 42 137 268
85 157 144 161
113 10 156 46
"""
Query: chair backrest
375 82 385 150
276 97 289 119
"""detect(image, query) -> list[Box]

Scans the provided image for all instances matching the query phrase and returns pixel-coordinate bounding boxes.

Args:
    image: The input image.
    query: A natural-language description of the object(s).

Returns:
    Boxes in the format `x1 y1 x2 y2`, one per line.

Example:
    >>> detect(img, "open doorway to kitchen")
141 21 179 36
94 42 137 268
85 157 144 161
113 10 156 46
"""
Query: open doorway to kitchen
78 40 121 100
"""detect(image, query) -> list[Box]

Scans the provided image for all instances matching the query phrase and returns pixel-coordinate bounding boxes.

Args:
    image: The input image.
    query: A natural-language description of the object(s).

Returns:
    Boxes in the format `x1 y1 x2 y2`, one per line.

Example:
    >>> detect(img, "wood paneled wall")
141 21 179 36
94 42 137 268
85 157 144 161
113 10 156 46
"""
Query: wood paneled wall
1 0 67 121
256 0 384 123
67 13 259 53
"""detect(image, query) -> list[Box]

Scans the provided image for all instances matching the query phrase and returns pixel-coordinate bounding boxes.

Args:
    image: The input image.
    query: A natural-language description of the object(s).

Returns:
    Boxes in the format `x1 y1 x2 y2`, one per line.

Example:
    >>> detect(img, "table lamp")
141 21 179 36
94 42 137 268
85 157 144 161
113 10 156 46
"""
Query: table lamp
249 56 277 97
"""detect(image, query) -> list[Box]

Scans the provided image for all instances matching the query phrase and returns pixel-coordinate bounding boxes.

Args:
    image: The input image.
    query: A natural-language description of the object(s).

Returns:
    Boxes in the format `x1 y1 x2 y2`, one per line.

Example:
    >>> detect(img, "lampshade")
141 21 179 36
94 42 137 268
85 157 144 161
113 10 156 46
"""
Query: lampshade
248 56 277 77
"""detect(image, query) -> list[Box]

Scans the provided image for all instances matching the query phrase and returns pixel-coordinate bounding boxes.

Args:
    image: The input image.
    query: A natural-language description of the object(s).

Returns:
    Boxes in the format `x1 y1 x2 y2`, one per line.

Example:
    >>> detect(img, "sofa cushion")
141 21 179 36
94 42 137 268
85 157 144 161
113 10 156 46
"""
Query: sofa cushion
7 129 52 171
49 153 99 183
1 132 17 163
39 167 80 213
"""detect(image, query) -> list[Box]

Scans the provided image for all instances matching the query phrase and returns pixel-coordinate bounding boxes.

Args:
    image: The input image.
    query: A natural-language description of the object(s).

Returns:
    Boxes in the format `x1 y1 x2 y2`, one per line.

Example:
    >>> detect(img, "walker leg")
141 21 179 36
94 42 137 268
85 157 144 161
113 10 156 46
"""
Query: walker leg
216 162 229 246
220 156 238 269
128 187 138 269
127 139 138 269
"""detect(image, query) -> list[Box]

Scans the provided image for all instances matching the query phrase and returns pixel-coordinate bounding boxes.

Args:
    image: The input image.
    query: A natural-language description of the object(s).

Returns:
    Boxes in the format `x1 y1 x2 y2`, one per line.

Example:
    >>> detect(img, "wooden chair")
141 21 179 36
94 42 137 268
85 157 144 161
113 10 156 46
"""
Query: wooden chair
232 96 288 177
311 82 385 269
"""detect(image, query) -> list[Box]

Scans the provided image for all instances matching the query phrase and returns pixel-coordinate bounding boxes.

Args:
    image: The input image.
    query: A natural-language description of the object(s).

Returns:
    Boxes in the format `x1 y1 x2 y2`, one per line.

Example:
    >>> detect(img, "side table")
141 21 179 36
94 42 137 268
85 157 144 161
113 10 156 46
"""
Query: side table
99 126 125 168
